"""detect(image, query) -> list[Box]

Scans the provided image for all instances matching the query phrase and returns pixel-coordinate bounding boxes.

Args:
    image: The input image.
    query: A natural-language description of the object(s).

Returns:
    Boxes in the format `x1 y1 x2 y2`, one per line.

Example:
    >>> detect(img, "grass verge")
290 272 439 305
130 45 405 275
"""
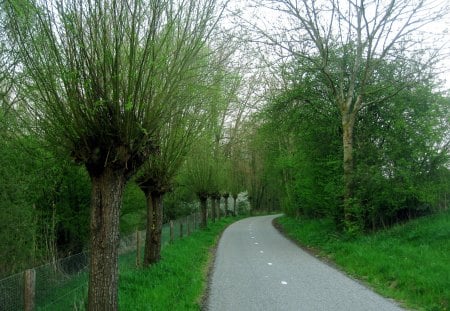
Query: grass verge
275 211 450 311
119 216 240 310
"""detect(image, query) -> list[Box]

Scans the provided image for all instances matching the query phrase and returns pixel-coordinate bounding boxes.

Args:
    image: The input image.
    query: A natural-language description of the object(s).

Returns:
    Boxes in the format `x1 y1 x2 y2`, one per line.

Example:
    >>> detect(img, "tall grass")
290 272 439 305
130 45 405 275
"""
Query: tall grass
276 211 450 311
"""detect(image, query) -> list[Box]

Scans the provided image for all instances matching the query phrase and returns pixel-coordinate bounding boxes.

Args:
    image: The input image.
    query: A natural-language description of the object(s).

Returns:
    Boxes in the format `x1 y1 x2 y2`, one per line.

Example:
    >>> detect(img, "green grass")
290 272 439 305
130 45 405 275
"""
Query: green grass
119 217 240 310
276 211 450 311
36 216 240 310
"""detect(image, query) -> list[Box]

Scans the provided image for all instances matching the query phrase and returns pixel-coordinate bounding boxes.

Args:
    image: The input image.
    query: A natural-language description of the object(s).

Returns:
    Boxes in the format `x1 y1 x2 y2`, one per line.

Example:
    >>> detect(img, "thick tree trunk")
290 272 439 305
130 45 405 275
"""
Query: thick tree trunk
214 196 222 220
143 192 163 267
215 197 221 217
223 193 229 216
342 112 359 233
199 193 208 228
211 195 216 222
88 168 126 311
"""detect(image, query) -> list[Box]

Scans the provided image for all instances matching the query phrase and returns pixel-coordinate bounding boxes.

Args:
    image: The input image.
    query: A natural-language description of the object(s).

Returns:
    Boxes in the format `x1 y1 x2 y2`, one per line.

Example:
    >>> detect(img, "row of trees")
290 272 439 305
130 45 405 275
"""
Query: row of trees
241 0 450 232
1 0 250 309
2 0 449 309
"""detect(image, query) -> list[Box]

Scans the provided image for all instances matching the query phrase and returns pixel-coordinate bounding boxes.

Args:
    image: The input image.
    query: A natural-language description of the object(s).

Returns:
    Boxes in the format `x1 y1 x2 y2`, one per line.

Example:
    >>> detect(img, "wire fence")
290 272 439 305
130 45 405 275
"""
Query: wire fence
0 212 201 311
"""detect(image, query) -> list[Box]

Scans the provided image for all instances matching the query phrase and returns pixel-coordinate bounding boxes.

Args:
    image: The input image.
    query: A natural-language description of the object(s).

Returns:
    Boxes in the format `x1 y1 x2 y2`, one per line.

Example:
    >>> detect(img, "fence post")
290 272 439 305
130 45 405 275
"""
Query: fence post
24 269 35 311
170 220 174 243
136 230 141 267
187 216 191 236
180 219 183 238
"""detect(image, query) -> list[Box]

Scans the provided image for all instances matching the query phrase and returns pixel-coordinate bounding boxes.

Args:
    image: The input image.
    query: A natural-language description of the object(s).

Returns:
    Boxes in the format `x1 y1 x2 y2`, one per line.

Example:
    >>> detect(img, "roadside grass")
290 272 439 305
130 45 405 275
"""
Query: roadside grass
119 216 240 310
36 216 241 310
276 210 450 311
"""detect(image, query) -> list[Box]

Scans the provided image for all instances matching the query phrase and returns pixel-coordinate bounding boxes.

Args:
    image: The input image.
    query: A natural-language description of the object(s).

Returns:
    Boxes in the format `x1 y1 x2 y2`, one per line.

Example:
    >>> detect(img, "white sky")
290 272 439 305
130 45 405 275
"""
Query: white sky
221 0 450 90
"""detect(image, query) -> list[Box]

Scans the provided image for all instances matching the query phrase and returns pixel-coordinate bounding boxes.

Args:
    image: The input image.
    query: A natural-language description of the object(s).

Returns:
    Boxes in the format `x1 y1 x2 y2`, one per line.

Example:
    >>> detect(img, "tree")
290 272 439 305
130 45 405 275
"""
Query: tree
136 52 216 266
5 0 221 308
253 54 449 230
182 136 216 228
251 0 449 232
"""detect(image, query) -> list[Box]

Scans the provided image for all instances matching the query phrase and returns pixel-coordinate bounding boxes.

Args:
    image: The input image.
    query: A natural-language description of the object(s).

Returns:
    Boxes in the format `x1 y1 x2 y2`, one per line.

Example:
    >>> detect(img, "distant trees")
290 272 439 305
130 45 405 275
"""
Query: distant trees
251 0 450 232
5 0 222 309
253 55 449 230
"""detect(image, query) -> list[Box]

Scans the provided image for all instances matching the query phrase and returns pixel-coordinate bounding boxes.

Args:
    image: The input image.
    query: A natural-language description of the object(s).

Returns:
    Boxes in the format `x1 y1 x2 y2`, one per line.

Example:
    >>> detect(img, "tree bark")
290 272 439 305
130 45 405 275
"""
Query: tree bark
215 195 222 218
223 193 229 216
233 194 237 215
143 191 163 267
342 111 359 233
211 195 216 222
199 193 208 228
88 168 126 311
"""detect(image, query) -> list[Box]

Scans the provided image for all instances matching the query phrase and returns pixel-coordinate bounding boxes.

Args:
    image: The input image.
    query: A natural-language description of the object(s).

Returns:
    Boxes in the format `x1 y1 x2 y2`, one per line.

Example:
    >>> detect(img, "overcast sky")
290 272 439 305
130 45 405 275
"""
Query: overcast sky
222 0 450 90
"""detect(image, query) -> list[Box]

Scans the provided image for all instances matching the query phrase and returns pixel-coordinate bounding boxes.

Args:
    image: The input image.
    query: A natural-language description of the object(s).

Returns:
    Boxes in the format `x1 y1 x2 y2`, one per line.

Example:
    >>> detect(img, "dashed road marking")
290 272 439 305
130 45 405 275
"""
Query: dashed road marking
268 262 272 266
254 242 259 245
260 250 264 253
281 281 287 285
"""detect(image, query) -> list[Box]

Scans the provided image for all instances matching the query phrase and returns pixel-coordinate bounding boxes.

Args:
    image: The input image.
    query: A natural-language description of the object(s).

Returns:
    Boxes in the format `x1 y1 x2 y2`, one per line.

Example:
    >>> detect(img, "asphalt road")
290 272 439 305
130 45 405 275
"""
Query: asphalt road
207 214 405 311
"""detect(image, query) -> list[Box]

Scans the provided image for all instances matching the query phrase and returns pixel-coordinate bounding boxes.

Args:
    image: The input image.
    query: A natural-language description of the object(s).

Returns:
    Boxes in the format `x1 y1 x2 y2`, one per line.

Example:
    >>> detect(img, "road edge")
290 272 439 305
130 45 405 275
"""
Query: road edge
271 216 408 310
199 217 246 311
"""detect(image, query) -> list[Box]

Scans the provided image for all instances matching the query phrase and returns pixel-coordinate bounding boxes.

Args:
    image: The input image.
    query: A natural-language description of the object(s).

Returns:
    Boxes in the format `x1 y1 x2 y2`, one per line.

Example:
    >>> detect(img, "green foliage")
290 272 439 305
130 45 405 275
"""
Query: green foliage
0 131 91 276
163 188 197 221
254 56 449 229
277 211 450 311
180 136 216 197
252 82 342 218
354 85 450 228
120 182 147 233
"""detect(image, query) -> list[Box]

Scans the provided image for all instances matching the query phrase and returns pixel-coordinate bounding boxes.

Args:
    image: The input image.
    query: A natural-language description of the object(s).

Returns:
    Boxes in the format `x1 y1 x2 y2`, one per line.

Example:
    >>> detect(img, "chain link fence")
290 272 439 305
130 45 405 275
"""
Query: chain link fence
0 212 201 311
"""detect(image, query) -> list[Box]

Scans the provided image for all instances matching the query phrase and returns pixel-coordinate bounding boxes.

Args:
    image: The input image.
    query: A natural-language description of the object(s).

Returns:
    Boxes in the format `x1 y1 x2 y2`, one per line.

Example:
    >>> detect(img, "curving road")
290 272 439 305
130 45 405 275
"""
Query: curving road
206 215 405 311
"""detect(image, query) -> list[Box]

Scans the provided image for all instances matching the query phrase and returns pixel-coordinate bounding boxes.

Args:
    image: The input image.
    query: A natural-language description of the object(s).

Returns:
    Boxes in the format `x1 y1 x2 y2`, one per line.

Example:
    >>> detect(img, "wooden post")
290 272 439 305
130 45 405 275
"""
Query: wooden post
170 220 174 243
24 269 35 311
180 220 183 238
136 230 141 267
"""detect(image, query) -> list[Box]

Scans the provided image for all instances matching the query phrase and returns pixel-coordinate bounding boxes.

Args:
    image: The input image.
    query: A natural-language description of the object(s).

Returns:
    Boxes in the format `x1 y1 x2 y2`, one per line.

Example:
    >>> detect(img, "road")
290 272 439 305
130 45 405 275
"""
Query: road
206 214 405 311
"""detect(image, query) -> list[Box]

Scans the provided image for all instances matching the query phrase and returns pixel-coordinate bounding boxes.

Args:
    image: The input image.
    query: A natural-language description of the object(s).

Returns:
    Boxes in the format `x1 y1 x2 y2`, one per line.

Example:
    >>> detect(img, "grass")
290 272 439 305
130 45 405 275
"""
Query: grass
119 216 240 310
276 210 450 311
36 216 240 310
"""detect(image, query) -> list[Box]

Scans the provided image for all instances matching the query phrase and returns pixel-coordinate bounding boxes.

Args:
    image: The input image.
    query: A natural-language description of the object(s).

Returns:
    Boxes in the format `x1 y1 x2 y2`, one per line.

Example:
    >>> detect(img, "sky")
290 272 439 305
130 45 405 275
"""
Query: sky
222 0 450 90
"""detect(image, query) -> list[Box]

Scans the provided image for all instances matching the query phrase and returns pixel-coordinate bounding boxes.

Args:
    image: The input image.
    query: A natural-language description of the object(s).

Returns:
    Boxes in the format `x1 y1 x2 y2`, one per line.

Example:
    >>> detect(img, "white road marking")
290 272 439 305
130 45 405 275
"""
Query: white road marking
268 262 272 266
254 242 259 245
251 236 255 239
260 250 264 253
281 281 287 285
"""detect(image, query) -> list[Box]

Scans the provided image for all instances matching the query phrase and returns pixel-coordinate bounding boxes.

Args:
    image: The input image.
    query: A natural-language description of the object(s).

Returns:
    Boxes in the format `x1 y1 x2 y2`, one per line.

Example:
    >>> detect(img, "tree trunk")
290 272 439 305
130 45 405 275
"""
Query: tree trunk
216 195 221 220
143 192 163 267
211 195 216 222
199 193 208 228
223 193 229 216
233 195 237 215
88 168 126 311
216 197 221 217
342 111 359 233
